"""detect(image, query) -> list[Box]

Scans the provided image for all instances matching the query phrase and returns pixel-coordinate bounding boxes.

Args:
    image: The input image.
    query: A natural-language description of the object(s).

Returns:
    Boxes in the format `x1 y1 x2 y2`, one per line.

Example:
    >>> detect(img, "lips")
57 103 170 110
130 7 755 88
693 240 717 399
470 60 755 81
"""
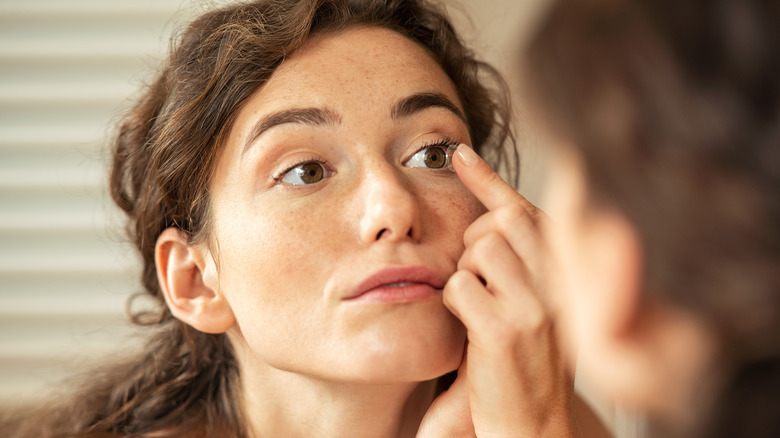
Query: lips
345 265 446 303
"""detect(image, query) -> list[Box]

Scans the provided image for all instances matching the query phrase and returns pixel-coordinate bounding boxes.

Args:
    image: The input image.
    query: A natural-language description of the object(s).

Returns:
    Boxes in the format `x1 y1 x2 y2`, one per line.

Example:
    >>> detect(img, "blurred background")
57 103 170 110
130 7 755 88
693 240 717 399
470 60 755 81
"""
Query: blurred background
0 0 634 434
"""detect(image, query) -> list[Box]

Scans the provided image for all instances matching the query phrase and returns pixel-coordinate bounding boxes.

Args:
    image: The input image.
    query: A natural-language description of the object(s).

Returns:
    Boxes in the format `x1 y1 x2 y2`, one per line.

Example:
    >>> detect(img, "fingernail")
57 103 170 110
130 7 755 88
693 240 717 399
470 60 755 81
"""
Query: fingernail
456 144 480 166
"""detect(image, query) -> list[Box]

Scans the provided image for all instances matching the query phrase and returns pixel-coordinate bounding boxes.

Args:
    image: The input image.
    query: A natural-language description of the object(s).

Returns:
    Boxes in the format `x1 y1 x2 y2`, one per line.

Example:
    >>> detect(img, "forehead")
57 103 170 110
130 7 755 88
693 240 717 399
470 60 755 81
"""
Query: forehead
239 26 461 115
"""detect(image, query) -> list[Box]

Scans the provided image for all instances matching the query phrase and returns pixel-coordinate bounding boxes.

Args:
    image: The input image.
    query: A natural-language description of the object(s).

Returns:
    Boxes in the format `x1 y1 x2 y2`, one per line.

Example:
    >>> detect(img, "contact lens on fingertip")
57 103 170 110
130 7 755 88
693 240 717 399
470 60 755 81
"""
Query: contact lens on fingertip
456 144 480 166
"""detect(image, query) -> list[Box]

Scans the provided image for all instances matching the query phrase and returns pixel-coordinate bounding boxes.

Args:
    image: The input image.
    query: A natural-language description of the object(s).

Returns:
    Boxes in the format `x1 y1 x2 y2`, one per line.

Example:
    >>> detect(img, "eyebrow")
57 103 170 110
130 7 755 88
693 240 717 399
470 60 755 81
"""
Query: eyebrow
391 92 466 122
242 107 341 155
241 92 465 156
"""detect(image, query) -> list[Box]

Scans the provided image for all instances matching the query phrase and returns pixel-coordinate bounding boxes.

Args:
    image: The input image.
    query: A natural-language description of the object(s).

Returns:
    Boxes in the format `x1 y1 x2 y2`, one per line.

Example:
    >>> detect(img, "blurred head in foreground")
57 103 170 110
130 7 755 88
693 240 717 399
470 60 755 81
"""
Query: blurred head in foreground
524 0 780 436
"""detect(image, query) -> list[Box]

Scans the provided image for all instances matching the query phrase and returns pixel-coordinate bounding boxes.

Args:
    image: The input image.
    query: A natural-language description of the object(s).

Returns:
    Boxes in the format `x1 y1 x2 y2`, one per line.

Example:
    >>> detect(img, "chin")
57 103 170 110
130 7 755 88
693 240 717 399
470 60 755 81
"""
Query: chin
265 303 467 384
349 346 464 384
345 313 466 384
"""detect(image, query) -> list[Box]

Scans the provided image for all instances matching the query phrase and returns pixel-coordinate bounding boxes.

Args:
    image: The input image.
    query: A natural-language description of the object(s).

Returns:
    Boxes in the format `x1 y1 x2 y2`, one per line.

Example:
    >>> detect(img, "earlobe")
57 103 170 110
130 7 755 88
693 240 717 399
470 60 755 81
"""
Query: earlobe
155 228 235 334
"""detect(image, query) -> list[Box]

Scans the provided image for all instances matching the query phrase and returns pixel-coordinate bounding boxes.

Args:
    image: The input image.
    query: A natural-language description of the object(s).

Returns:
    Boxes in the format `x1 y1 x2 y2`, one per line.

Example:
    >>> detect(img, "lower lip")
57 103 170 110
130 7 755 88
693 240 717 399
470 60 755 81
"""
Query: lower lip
347 283 440 304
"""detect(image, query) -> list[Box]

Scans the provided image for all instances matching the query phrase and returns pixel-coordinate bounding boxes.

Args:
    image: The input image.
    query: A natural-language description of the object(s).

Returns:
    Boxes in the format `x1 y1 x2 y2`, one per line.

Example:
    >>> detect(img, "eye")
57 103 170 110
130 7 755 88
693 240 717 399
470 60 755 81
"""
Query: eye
405 145 452 169
278 161 331 185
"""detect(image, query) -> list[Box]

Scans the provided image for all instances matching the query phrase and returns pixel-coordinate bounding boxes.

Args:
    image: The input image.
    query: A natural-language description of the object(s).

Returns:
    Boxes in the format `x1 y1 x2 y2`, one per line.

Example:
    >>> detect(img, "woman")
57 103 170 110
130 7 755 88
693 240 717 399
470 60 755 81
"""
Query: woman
516 0 780 436
1 1 603 437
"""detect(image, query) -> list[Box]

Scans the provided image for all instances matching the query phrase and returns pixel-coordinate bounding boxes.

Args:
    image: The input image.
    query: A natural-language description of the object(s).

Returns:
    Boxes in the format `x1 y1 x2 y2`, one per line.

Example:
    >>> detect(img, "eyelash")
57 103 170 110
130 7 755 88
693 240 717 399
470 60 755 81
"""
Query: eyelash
417 137 458 151
411 137 459 163
273 157 329 182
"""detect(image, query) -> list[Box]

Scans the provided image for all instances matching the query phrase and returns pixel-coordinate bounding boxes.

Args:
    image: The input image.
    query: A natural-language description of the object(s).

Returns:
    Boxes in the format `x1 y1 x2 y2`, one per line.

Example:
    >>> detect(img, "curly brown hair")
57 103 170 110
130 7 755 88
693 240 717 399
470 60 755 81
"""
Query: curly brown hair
2 1 516 437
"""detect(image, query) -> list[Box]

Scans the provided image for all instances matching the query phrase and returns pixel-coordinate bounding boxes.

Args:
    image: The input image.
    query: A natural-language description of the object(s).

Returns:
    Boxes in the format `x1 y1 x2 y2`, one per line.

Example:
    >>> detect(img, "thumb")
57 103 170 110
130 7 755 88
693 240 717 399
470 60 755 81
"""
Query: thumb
417 377 474 438
416 352 474 437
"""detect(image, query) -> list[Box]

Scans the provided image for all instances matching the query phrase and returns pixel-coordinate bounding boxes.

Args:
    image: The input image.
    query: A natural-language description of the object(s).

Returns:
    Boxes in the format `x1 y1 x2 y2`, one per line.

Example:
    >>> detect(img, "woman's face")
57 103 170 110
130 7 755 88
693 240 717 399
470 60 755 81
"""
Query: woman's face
206 26 483 383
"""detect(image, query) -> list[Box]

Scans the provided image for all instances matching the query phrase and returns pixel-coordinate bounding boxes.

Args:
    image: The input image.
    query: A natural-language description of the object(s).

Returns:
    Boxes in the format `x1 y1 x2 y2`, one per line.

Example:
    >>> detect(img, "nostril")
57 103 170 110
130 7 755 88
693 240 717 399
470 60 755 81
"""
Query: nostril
374 227 414 241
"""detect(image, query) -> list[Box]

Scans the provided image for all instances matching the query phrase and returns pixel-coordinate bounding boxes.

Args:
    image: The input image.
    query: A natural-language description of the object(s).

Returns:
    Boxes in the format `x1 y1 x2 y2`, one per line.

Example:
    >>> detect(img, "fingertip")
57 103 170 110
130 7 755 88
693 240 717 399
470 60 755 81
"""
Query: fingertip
453 143 523 212
452 143 490 195
454 143 481 167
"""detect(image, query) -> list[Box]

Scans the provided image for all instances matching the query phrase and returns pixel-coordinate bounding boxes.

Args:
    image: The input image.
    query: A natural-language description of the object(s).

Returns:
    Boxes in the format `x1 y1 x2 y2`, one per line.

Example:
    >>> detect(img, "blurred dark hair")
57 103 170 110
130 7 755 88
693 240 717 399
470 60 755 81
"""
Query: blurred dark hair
1 1 516 437
525 0 780 436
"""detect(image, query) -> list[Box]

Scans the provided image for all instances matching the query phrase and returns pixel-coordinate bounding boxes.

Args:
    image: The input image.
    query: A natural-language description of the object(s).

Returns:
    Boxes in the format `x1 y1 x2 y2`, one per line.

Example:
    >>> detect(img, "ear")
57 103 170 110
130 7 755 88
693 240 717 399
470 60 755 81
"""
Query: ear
155 228 235 334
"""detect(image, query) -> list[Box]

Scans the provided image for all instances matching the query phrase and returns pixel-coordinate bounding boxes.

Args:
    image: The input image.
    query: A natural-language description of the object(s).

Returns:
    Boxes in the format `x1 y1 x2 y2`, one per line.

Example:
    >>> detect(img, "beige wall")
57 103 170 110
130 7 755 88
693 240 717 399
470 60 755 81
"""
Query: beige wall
447 0 553 206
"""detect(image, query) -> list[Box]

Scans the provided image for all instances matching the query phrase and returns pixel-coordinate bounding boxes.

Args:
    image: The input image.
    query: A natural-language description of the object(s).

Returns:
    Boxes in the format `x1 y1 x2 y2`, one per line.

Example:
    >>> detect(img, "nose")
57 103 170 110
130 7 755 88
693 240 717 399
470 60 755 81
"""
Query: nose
357 165 421 245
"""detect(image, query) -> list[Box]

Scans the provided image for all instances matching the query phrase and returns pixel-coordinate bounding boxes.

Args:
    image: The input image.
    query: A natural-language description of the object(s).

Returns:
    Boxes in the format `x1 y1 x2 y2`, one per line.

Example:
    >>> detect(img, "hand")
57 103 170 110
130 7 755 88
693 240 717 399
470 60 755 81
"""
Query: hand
423 144 575 437
417 364 475 438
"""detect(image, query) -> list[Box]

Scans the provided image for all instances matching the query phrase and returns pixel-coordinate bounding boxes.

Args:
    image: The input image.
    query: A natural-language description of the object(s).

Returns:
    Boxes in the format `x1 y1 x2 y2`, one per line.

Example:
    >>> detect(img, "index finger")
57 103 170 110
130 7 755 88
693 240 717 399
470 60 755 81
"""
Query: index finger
453 144 538 215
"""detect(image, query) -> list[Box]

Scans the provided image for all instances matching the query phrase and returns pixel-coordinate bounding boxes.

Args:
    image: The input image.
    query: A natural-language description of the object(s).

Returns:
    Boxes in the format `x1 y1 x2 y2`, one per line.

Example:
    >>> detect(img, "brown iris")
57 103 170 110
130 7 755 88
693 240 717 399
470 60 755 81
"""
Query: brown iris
423 147 447 169
298 163 324 184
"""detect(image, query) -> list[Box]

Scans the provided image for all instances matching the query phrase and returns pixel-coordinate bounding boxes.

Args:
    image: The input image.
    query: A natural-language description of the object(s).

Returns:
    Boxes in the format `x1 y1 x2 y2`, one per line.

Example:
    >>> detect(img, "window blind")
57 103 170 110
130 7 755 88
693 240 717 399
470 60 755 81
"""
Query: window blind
0 0 218 408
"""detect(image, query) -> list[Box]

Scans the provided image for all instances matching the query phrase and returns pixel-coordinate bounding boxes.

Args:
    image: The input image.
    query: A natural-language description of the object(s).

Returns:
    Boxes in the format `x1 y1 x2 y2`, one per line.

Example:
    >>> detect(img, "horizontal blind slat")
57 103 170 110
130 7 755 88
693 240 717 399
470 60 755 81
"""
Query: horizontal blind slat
0 0 191 409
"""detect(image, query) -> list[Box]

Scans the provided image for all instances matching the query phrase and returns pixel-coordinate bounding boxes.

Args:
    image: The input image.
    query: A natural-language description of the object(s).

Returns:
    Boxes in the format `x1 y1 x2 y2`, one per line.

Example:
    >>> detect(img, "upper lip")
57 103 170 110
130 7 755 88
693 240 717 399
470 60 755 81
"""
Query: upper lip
344 265 447 300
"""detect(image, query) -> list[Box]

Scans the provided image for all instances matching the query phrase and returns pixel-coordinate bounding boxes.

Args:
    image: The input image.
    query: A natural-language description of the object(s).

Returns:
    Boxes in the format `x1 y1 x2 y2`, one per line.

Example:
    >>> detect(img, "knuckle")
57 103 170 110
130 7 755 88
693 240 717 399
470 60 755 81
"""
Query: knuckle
505 201 527 220
462 213 491 246
485 167 506 189
472 232 503 256
446 270 472 291
444 271 476 301
485 318 518 347
462 222 479 247
520 302 554 335
442 284 458 310
526 202 544 220
456 248 473 271
481 304 553 348
496 203 531 231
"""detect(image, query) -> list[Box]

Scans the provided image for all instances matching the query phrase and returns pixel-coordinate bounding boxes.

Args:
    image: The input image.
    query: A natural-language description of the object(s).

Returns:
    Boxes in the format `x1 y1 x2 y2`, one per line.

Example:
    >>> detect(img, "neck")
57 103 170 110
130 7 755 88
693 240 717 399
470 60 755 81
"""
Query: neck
241 363 438 438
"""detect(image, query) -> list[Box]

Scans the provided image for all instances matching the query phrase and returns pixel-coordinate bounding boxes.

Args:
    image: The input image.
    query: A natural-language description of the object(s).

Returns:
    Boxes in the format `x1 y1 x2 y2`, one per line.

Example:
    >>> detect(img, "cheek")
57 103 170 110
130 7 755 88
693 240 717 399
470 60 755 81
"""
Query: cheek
211 198 344 314
210 202 346 365
420 182 485 249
